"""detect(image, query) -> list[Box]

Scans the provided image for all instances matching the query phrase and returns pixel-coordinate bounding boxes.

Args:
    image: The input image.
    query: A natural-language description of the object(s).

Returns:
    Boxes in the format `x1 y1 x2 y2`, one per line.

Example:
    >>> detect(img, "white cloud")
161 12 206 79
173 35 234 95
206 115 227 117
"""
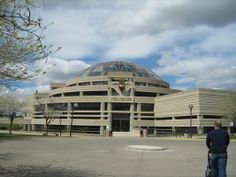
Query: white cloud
35 0 236 60
104 34 158 59
13 0 236 92
35 57 91 86
154 54 236 90
16 57 91 96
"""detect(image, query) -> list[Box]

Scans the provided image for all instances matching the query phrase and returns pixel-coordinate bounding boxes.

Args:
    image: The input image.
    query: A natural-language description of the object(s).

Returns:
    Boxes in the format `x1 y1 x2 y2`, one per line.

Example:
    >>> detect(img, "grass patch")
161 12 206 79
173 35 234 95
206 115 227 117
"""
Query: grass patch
231 135 236 139
0 124 23 131
0 133 37 140
0 132 63 141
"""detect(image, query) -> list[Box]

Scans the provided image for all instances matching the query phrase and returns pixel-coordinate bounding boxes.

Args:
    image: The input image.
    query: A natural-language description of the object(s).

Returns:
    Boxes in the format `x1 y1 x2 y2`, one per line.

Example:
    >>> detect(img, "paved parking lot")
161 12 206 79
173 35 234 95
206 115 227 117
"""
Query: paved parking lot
0 136 235 177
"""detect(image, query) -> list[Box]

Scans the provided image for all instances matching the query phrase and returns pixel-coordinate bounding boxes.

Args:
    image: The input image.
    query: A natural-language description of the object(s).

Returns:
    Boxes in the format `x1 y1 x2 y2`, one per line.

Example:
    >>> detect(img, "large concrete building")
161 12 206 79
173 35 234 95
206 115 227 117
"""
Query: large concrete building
154 88 235 134
22 61 235 136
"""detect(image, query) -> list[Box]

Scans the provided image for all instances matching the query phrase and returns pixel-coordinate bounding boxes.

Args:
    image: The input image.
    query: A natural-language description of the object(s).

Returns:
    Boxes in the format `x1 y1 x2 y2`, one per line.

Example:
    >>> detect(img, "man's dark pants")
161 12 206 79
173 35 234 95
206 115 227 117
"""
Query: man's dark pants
210 153 227 177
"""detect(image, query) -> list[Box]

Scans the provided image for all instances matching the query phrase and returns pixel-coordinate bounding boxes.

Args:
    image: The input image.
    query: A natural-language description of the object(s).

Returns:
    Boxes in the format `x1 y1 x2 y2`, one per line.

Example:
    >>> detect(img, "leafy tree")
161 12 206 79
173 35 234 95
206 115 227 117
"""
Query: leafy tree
0 0 60 86
0 93 25 134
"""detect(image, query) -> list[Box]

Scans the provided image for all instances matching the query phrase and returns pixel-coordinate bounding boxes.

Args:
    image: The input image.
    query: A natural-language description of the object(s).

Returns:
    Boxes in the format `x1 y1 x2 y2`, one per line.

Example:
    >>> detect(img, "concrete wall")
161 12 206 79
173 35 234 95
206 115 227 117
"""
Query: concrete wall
154 88 236 128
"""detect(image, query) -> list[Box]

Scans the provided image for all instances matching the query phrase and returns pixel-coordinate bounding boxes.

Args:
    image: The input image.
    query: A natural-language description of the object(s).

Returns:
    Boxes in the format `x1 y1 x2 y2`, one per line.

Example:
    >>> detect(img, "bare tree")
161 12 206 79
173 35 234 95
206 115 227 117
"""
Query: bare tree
0 92 25 134
0 0 60 86
224 95 236 134
35 100 63 136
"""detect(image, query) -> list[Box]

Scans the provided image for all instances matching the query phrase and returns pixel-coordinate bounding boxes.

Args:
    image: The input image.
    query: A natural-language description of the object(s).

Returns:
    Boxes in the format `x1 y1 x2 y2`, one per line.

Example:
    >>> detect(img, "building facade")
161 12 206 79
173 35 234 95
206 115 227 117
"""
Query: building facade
22 61 235 136
28 61 178 135
154 88 235 134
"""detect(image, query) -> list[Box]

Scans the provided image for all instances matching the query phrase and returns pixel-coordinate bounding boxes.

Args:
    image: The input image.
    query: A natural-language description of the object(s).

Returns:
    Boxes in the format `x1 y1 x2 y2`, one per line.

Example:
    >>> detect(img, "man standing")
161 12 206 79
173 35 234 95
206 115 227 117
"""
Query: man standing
206 121 230 177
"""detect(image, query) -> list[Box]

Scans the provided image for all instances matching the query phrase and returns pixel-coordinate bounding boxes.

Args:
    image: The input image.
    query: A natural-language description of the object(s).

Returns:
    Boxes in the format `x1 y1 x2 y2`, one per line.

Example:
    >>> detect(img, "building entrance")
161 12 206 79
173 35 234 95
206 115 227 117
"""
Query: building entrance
112 113 130 132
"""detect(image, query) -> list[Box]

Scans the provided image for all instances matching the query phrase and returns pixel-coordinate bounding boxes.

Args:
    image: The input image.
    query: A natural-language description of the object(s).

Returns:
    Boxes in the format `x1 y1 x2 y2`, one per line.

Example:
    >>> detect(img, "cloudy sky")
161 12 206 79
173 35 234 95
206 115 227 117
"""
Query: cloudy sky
17 0 236 95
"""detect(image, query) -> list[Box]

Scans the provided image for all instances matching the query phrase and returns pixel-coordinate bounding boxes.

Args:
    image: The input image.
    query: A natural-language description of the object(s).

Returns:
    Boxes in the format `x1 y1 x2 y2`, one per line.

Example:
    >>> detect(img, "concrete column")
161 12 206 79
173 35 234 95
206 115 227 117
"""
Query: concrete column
45 103 48 112
80 91 83 96
137 103 141 120
108 88 112 96
67 102 71 119
66 125 70 132
27 125 30 131
100 102 105 120
197 126 204 135
154 128 157 136
172 126 176 136
100 126 105 135
197 115 202 119
107 102 112 131
108 78 112 97
130 103 134 131
130 87 135 97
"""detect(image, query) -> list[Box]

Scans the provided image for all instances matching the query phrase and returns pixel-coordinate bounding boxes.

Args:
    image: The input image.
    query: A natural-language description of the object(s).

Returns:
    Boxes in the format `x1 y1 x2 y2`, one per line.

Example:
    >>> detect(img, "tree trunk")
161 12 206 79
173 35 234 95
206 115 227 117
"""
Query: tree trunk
45 121 48 136
9 116 14 135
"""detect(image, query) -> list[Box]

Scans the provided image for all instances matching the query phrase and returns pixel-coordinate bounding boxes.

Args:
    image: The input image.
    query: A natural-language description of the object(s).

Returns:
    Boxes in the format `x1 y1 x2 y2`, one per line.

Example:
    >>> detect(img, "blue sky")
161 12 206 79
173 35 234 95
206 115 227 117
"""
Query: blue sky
15 0 236 95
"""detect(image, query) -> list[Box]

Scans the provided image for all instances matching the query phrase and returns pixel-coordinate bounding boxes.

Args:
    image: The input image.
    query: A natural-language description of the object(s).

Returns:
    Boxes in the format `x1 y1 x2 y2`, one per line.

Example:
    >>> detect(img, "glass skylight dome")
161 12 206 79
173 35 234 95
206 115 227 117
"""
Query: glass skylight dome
78 61 160 79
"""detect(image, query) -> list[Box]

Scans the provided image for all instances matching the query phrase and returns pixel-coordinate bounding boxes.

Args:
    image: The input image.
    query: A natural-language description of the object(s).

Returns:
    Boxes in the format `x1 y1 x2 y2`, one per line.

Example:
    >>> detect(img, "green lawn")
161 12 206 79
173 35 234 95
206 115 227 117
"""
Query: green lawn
231 135 236 139
0 133 35 140
0 133 47 141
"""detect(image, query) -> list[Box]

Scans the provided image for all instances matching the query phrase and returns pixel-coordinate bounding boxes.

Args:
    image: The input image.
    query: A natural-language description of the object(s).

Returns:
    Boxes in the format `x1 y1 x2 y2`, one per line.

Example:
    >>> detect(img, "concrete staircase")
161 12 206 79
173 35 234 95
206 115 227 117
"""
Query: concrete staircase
112 131 140 137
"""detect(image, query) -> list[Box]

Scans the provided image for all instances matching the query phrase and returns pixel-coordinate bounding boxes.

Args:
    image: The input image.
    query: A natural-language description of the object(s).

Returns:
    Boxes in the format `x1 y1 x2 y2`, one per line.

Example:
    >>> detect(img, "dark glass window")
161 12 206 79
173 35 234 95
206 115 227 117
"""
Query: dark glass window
141 103 154 112
64 92 80 96
52 93 62 97
135 92 157 97
48 103 68 111
92 81 108 85
74 103 101 110
112 103 130 111
83 91 107 96
135 82 146 86
79 82 90 86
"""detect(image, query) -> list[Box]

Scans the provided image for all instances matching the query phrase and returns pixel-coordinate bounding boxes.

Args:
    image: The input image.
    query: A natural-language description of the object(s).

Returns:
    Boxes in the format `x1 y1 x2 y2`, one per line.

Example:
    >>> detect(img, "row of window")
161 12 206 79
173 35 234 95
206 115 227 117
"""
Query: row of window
34 103 154 112
67 81 168 89
67 81 108 87
135 82 168 88
51 91 166 97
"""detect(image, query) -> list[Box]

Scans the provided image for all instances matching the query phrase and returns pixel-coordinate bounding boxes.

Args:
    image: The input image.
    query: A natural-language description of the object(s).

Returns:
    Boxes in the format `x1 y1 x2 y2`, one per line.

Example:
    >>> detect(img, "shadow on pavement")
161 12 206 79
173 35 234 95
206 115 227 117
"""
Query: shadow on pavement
0 165 113 177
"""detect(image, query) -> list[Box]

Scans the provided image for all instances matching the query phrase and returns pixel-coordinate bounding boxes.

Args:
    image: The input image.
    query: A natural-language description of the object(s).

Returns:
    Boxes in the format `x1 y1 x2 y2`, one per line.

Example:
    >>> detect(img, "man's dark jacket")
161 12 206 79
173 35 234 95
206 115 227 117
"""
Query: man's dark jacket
206 128 230 154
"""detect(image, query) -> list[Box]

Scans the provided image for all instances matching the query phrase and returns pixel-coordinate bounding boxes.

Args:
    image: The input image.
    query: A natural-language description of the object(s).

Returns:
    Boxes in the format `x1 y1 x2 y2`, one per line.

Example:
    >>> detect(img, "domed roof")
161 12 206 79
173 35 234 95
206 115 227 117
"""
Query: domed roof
78 61 160 79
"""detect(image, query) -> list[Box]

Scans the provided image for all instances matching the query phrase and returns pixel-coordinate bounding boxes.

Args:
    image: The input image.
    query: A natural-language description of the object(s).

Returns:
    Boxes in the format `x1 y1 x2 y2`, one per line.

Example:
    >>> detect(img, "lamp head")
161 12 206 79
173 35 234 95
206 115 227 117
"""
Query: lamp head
189 104 193 109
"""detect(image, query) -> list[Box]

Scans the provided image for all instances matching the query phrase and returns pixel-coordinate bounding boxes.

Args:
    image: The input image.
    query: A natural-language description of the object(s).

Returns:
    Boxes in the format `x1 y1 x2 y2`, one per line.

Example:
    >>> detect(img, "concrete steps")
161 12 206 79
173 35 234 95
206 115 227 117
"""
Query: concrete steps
112 131 140 137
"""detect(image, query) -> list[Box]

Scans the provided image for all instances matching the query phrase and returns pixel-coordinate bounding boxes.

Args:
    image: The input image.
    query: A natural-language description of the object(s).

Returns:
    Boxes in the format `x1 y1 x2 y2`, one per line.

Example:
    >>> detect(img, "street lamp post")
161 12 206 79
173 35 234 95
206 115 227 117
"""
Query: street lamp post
59 117 62 136
70 103 78 137
189 104 194 138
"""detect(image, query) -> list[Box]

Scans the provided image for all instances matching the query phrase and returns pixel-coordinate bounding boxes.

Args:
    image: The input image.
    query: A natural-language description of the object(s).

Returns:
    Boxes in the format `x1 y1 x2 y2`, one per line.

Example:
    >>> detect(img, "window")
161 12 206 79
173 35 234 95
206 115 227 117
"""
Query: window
148 83 159 87
112 103 130 111
92 81 108 85
83 91 107 96
64 92 80 96
79 82 90 86
48 103 68 111
52 93 62 97
69 83 77 87
135 82 146 86
74 103 101 110
135 92 157 97
141 103 154 112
